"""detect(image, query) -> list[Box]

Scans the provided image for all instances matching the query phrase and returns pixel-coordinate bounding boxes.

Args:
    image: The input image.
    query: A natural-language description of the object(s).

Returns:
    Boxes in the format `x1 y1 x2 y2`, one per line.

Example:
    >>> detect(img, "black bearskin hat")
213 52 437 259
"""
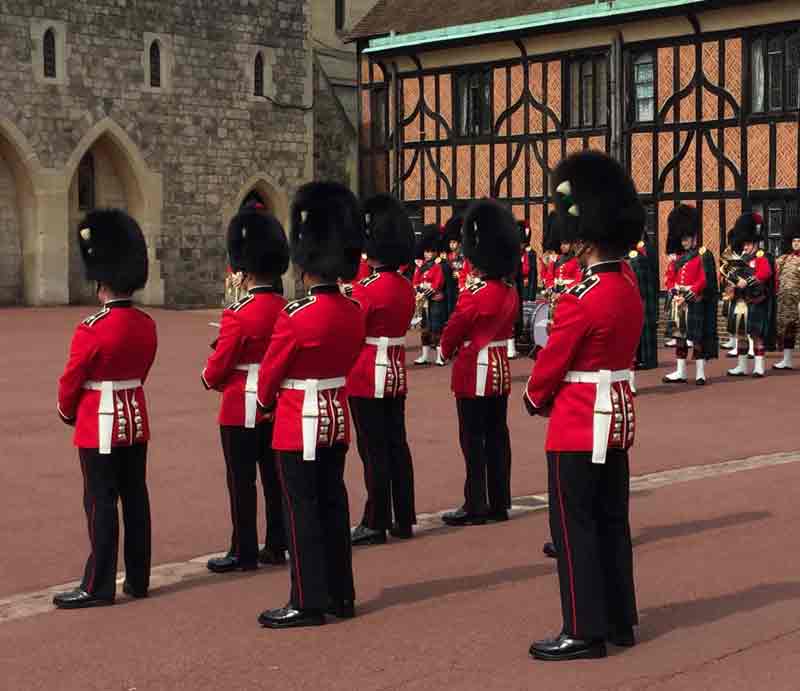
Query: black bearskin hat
782 218 800 254
416 224 441 255
552 151 645 256
517 219 531 245
290 181 365 281
77 209 148 294
542 211 561 253
227 207 289 277
666 204 700 254
362 193 414 268
730 212 762 253
443 216 463 245
462 199 518 279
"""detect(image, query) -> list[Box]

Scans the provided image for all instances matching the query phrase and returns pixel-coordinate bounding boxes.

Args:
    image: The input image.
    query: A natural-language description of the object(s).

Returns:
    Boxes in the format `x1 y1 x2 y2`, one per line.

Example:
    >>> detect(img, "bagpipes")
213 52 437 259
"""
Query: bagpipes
720 255 766 303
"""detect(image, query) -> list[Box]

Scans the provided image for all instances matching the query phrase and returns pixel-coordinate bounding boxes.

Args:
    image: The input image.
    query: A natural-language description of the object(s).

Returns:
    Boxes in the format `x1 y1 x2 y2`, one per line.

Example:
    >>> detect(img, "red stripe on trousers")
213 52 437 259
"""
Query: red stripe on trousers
275 455 304 608
556 453 578 636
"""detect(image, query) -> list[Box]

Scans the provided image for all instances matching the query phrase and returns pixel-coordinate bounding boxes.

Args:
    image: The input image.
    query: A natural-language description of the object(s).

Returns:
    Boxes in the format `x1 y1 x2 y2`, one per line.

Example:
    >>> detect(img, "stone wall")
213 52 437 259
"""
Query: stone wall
0 0 313 306
313 61 356 187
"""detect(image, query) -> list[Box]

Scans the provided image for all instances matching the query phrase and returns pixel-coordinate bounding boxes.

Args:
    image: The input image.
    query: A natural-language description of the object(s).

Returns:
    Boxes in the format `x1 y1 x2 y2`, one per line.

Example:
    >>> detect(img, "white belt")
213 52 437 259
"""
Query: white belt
365 336 405 399
281 377 347 461
82 379 142 455
562 370 631 465
235 364 260 428
465 340 507 397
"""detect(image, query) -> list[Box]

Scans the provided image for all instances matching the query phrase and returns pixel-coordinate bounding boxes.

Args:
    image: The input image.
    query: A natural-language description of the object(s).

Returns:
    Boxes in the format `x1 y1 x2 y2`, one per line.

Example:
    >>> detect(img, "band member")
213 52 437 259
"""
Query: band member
54 210 157 609
627 236 659 373
439 199 519 526
774 219 800 370
539 212 560 292
413 226 448 366
444 215 472 293
552 229 583 294
349 194 417 546
224 264 245 304
525 151 643 661
662 205 719 385
256 182 366 629
725 213 773 378
512 220 539 358
719 229 739 351
201 207 289 573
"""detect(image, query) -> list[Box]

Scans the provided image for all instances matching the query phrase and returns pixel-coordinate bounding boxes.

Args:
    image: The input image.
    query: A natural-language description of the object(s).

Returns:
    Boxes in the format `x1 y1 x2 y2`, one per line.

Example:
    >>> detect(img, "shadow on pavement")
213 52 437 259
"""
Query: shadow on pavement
639 581 800 643
633 511 771 548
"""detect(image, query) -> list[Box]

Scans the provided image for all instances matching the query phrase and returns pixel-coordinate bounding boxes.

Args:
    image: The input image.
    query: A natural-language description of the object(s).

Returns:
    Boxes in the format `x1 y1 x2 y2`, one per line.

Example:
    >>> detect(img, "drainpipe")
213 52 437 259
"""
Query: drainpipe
610 30 624 165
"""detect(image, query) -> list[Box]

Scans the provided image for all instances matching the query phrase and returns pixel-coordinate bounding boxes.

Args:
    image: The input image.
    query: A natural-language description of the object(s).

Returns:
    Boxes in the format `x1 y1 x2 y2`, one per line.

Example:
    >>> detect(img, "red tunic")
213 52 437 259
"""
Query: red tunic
355 256 372 282
440 279 519 398
257 285 366 453
202 287 286 426
525 261 643 452
413 259 446 298
540 257 555 289
447 252 473 292
347 268 415 399
748 252 773 284
58 301 158 449
673 251 707 300
553 254 582 291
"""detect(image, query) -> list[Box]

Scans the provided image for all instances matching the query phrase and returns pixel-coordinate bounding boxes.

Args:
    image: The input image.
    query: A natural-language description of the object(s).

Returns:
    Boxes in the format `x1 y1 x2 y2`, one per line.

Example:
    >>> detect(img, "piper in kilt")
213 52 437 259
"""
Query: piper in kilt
662 205 719 386
774 220 800 370
627 238 659 371
412 226 449 366
725 213 774 378
514 220 539 354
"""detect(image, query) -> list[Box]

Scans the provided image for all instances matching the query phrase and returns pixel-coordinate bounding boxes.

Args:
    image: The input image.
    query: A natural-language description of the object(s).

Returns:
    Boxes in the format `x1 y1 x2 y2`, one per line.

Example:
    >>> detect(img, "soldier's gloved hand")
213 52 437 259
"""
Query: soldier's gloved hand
523 391 551 418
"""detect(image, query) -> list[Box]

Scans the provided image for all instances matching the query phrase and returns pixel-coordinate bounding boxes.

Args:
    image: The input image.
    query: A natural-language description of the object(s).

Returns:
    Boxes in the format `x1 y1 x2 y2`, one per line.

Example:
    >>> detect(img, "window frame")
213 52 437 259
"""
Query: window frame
254 52 265 98
43 28 57 79
149 40 162 89
749 25 800 116
631 51 656 123
453 68 493 139
750 196 800 257
565 51 610 131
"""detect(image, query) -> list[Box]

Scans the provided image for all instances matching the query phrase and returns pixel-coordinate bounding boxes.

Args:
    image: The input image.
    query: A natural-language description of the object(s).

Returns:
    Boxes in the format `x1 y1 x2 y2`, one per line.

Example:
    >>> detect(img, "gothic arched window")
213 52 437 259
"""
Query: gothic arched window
149 41 161 88
43 28 56 78
254 53 264 97
78 153 95 211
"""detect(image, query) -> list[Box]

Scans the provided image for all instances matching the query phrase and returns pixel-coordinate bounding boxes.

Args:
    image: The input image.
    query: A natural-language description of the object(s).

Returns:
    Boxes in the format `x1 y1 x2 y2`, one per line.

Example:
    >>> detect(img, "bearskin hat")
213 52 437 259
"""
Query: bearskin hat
782 218 800 254
416 224 441 255
290 181 365 281
77 209 148 295
443 216 464 245
666 204 700 254
730 212 763 253
552 151 645 256
517 219 531 245
462 199 519 279
542 211 561 253
227 207 289 277
362 193 415 268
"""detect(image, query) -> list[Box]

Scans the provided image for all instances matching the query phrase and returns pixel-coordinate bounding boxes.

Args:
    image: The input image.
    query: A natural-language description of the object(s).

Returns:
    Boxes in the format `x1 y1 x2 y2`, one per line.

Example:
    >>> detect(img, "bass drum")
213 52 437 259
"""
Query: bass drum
531 299 550 348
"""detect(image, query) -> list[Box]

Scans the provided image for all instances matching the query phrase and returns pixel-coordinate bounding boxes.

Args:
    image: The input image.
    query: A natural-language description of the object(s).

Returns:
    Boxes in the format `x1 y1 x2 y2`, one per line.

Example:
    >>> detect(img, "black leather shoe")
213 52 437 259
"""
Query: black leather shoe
442 507 487 526
207 554 258 573
258 547 287 565
608 626 636 647
326 599 356 619
351 524 387 545
543 541 558 559
53 588 113 609
529 633 607 661
258 605 325 629
662 376 687 384
122 581 148 599
389 524 413 539
487 510 509 523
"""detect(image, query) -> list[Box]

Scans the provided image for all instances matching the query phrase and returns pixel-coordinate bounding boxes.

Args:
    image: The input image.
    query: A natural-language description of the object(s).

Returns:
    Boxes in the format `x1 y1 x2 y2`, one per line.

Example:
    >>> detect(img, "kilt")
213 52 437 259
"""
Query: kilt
671 299 705 343
727 300 770 339
630 256 659 369
423 299 449 334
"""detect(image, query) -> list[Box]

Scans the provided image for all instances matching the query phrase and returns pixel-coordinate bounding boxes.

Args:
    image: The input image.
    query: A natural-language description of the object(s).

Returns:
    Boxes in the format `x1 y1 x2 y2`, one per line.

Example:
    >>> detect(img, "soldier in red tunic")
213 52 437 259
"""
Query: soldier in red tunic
54 210 157 609
412 226 448 365
256 182 366 629
444 215 472 293
201 207 289 573
526 151 644 661
439 199 519 526
349 194 417 546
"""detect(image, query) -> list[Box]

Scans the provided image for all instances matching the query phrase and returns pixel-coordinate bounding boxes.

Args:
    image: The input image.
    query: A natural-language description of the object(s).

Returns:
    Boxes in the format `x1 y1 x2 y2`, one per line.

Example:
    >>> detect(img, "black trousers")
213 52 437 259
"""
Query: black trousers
455 396 512 515
275 447 355 610
350 396 416 531
547 450 638 639
220 422 286 566
78 444 151 600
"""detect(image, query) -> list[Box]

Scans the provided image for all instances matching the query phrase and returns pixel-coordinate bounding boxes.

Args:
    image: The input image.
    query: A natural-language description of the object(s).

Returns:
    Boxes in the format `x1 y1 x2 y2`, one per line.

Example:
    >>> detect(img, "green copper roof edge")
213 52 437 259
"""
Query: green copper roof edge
363 0 705 53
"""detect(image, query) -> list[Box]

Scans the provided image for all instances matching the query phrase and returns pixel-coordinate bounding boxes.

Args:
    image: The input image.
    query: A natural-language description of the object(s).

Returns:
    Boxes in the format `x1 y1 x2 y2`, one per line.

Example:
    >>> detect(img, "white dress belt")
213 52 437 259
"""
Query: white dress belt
281 377 347 461
562 370 631 464
235 364 260 429
364 336 405 399
465 340 508 397
82 379 143 455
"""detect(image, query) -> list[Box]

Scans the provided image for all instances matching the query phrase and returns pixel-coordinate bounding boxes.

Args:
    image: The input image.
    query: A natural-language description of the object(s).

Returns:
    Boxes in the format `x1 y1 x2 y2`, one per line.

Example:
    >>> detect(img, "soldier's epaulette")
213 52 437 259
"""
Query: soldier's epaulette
82 307 110 327
284 296 316 317
468 279 487 294
226 294 254 313
567 274 600 299
699 246 707 255
756 249 765 258
359 272 381 287
628 250 639 259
